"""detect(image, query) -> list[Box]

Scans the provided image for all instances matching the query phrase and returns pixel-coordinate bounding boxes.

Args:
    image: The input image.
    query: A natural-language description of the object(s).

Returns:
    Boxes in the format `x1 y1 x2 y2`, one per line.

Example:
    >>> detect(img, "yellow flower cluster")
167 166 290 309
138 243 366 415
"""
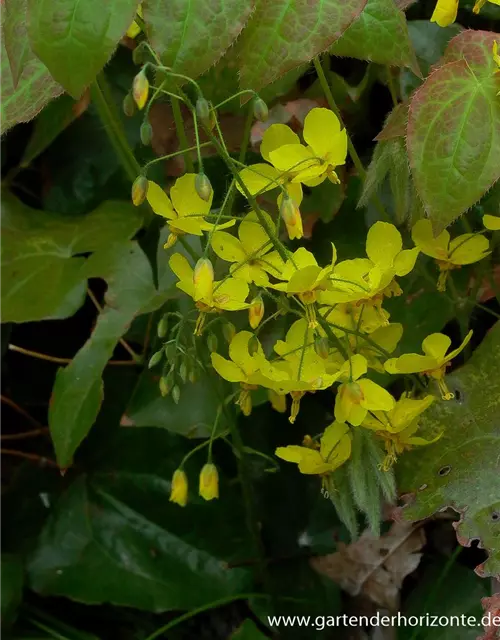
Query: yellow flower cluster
431 0 500 27
140 107 492 493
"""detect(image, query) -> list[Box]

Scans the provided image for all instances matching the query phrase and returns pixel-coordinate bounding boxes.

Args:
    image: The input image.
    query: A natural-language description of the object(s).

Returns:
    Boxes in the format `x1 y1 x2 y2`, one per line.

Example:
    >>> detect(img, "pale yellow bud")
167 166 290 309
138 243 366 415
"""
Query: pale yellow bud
199 463 219 501
169 469 188 506
193 258 214 301
280 196 303 240
163 232 178 250
132 70 149 110
248 295 264 329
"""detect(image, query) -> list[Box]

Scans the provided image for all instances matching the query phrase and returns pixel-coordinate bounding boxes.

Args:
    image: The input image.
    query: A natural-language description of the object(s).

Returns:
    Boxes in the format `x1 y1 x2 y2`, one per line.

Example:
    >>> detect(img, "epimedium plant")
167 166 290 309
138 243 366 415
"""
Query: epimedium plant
1 0 500 631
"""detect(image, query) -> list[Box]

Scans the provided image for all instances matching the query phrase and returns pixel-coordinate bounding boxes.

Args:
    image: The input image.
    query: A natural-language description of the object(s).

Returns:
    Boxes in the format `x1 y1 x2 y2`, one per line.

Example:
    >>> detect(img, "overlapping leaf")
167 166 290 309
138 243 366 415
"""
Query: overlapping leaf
27 0 141 98
397 322 500 579
143 0 255 80
237 0 367 93
407 31 500 231
330 0 419 73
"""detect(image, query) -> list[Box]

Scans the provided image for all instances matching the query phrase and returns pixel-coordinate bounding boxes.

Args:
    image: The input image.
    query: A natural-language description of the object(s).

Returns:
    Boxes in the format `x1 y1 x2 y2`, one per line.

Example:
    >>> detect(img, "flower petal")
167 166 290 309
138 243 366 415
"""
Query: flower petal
303 108 341 160
484 214 500 230
237 163 281 197
147 181 176 219
171 173 212 218
448 234 490 265
394 247 420 277
422 333 451 360
412 219 450 260
358 379 395 411
211 353 245 382
261 124 300 162
239 211 274 256
366 222 402 267
269 144 317 175
211 231 246 263
444 329 473 362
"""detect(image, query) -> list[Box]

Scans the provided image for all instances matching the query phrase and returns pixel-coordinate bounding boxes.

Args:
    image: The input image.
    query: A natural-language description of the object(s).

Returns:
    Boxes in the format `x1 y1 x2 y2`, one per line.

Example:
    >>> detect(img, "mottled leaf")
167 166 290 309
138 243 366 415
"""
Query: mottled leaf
27 0 141 98
397 322 500 580
375 100 408 141
143 0 254 80
408 30 500 231
330 0 419 74
2 0 31 86
237 0 367 93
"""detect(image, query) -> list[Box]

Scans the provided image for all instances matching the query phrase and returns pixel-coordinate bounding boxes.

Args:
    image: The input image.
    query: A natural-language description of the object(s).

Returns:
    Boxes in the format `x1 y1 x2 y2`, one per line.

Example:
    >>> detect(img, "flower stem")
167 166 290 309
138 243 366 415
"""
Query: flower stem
171 97 195 173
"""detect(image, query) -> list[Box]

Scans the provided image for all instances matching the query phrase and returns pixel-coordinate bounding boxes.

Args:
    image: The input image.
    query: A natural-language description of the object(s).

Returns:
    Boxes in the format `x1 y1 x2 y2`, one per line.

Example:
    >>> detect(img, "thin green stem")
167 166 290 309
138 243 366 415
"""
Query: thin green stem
171 97 195 173
143 141 213 171
213 90 257 111
313 57 391 222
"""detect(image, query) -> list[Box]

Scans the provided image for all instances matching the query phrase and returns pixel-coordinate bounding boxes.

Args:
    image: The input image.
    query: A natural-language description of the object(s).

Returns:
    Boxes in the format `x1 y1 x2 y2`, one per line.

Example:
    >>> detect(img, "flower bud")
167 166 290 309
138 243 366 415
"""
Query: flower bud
199 463 219 501
172 385 181 404
240 392 252 416
122 93 136 117
207 333 218 353
268 389 286 413
148 349 164 369
163 232 178 250
132 69 149 110
196 97 211 127
193 257 214 301
131 175 148 206
253 96 269 122
280 195 303 240
169 469 188 506
179 361 188 383
248 334 259 356
222 322 236 344
140 121 153 146
165 343 177 363
157 315 168 339
248 295 264 329
195 172 212 202
314 336 329 360
159 376 170 397
188 369 197 384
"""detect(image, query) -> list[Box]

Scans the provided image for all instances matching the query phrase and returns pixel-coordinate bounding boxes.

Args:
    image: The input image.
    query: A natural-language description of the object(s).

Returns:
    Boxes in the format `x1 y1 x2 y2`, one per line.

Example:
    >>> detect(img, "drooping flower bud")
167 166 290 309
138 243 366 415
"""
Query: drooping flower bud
193 257 214 301
172 385 181 404
132 69 149 110
248 295 264 329
179 361 188 383
131 175 148 206
248 334 260 356
280 195 303 240
163 232 178 250
253 96 269 122
140 121 153 146
165 343 177 363
314 336 329 360
222 322 236 344
148 349 164 369
169 469 188 506
195 172 212 202
196 97 211 128
207 333 218 353
122 93 136 117
159 376 170 397
199 463 219 501
157 315 168 339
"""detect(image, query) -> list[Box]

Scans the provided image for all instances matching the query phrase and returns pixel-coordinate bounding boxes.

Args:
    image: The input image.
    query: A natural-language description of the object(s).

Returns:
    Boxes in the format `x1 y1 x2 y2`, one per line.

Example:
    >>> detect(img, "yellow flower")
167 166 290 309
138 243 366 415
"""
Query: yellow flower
270 108 348 186
412 219 490 291
211 212 284 284
334 354 395 426
484 214 500 230
353 323 403 373
473 0 500 14
362 394 438 470
126 4 143 38
268 389 287 413
271 245 337 327
430 0 459 26
321 302 391 337
169 253 249 334
385 330 473 400
249 295 265 329
280 195 304 240
193 258 214 301
169 469 188 506
199 463 219 501
147 174 234 248
321 222 418 314
275 421 351 475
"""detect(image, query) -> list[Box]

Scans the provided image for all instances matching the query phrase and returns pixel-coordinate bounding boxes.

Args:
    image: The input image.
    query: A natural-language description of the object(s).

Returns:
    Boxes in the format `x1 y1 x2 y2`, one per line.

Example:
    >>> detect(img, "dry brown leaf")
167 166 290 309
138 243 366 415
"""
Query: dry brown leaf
310 522 425 611
478 594 500 640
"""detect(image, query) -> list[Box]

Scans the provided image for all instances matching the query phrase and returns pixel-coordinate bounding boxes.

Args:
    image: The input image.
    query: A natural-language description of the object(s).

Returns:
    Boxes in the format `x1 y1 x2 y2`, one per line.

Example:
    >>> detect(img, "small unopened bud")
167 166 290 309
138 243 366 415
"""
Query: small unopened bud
159 376 170 397
248 335 259 356
172 385 181 404
165 343 177 363
193 258 214 301
157 315 168 339
199 463 219 501
169 469 188 506
132 175 148 206
188 369 197 384
269 389 287 413
196 97 211 127
163 232 178 250
195 172 212 202
123 93 136 117
314 336 329 360
207 333 218 353
179 361 188 383
222 322 236 344
148 349 164 369
253 96 269 122
280 195 303 240
140 121 153 146
240 392 252 416
248 295 264 329
132 69 149 110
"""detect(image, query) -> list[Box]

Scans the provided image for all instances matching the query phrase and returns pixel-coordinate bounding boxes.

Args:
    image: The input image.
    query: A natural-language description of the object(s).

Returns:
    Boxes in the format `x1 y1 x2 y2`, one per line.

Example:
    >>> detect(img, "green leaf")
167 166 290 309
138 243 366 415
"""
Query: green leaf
0 39 63 134
237 0 367 93
375 101 408 141
20 94 85 168
397 322 500 580
27 0 141 99
28 429 252 611
1 554 24 629
407 31 500 231
2 0 31 86
330 0 419 74
1 194 143 323
143 0 255 81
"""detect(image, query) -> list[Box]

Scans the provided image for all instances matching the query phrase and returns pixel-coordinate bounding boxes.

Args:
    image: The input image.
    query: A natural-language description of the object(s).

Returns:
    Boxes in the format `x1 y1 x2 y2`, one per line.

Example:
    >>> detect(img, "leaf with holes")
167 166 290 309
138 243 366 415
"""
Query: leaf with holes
143 0 255 80
396 322 500 580
1 39 64 134
237 0 367 93
330 0 419 74
27 0 141 98
407 30 500 232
